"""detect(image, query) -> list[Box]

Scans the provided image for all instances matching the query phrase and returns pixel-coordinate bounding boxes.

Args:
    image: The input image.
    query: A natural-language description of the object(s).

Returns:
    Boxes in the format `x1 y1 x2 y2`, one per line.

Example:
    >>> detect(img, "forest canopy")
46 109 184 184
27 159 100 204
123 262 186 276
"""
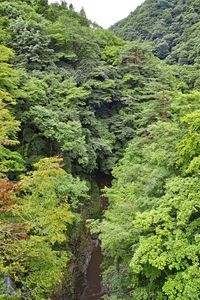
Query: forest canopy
111 0 200 65
0 0 200 299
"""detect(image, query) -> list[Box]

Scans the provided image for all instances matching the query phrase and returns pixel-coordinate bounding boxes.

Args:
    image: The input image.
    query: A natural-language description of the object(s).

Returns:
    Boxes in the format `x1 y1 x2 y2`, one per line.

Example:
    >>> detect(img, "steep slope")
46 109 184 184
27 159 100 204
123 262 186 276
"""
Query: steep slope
111 0 200 64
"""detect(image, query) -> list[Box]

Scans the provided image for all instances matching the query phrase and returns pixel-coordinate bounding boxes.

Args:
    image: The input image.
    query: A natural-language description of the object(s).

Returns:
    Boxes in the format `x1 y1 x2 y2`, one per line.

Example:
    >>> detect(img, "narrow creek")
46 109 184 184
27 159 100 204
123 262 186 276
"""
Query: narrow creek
80 240 105 300
77 173 112 300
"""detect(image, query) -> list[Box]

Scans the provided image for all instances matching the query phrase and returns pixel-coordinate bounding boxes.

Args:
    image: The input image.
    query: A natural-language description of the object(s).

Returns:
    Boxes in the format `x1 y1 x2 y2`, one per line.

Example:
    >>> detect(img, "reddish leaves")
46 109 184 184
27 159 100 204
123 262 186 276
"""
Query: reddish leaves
0 179 29 240
0 179 19 212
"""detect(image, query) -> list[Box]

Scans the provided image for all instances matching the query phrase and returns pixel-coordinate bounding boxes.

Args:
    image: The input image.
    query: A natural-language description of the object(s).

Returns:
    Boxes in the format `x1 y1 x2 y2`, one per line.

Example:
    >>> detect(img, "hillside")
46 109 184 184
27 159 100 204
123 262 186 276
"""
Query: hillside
111 0 200 64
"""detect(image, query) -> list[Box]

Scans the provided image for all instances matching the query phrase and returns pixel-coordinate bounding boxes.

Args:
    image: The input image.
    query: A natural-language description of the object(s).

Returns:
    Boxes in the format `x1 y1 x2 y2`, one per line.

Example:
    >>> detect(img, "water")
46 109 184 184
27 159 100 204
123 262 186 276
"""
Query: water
80 240 105 300
4 275 16 295
78 173 112 300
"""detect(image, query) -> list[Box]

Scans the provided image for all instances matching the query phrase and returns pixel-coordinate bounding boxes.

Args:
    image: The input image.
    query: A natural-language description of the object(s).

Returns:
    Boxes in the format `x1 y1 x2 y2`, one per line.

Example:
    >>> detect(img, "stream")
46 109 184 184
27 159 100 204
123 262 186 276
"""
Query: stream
80 240 105 300
77 173 112 300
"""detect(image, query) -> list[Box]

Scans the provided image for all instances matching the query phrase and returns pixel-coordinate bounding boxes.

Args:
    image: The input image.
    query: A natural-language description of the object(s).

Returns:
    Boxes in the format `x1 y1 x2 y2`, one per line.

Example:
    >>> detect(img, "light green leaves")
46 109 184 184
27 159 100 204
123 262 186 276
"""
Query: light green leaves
130 176 200 299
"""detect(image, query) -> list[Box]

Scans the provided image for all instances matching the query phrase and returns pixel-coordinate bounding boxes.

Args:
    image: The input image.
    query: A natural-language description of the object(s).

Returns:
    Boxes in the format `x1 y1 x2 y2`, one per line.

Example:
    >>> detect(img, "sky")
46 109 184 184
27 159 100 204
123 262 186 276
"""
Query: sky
48 0 145 28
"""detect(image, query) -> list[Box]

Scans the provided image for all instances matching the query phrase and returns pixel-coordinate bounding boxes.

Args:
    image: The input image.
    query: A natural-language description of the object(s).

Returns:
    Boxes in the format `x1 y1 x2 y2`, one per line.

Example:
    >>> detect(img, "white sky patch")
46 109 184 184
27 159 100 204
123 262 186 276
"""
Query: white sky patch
48 0 145 28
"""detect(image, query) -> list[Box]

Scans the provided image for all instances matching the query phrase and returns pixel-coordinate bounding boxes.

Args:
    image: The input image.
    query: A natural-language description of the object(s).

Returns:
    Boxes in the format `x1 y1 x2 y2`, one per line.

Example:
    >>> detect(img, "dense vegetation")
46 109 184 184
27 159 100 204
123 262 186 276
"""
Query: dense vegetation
111 0 200 65
0 0 199 299
99 91 200 299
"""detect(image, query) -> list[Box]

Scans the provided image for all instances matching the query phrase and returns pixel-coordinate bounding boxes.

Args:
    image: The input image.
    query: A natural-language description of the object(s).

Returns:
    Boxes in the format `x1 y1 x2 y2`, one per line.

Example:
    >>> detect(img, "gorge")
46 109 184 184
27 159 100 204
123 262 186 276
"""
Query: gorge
0 0 200 299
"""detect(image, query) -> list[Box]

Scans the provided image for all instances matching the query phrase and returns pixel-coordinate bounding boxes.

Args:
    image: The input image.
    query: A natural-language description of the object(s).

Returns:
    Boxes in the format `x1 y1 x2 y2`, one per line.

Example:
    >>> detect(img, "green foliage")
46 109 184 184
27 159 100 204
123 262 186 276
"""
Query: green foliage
0 0 199 298
0 45 18 93
10 17 53 70
111 0 200 65
0 157 88 299
0 94 20 147
0 46 24 176
99 90 200 298
14 40 174 173
47 15 99 64
130 176 200 299
177 110 200 174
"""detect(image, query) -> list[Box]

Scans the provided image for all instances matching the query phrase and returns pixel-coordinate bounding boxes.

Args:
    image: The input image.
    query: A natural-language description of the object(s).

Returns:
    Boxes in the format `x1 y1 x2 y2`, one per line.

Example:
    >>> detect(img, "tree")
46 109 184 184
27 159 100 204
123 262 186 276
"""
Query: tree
99 120 181 298
80 7 87 18
130 176 200 299
11 18 53 70
0 157 88 299
69 3 74 10
0 45 24 177
32 0 48 14
61 0 68 8
110 0 200 65
177 110 200 173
